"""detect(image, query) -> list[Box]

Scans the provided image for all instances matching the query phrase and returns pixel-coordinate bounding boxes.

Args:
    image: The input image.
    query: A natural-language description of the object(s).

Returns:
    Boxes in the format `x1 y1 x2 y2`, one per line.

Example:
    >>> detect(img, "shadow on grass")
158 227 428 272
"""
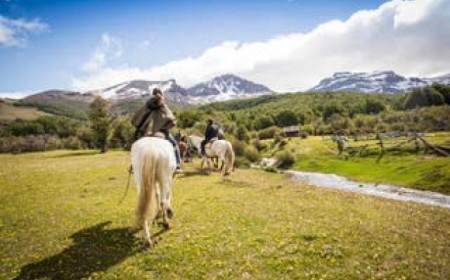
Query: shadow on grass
49 150 99 158
13 222 140 280
177 169 211 178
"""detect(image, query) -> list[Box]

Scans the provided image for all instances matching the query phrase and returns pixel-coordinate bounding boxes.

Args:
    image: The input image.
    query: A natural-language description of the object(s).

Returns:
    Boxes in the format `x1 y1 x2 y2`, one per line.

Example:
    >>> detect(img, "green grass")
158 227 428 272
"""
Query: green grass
1 150 449 279
0 101 50 121
270 135 450 194
17 99 90 120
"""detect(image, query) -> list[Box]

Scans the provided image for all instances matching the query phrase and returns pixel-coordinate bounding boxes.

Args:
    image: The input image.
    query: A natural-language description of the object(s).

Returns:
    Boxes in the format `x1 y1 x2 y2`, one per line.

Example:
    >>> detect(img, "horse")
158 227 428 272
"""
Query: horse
131 136 176 248
188 135 235 176
177 140 191 163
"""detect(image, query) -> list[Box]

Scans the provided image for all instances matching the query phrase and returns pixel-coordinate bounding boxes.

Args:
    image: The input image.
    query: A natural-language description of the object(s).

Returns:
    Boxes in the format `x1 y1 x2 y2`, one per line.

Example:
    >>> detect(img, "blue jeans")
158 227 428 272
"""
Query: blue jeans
166 133 181 166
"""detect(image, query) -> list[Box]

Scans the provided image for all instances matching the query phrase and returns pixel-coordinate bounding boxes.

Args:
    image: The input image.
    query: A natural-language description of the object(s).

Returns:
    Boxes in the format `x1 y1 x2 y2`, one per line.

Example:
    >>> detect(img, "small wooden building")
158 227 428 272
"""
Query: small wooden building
283 125 300 137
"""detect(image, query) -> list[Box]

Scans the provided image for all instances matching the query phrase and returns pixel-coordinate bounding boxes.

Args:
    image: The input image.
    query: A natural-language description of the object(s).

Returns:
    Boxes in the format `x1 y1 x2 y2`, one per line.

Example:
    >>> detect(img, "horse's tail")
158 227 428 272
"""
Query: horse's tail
135 149 158 227
225 141 235 173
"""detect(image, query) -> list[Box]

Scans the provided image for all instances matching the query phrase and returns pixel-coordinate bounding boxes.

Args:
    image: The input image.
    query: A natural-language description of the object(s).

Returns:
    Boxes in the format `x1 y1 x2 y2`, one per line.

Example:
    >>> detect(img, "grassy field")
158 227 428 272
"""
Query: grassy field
0 101 50 121
269 134 450 194
0 150 449 279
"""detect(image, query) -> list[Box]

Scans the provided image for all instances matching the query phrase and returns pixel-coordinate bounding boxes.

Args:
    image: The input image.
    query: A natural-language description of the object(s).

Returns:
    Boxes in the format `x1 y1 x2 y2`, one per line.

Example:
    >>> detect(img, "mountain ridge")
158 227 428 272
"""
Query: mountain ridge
310 71 450 93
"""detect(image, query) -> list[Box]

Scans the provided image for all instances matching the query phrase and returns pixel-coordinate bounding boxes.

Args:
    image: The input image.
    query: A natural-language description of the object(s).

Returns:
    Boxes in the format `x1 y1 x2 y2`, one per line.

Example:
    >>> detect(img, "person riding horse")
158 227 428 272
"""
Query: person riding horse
201 119 220 156
131 88 182 172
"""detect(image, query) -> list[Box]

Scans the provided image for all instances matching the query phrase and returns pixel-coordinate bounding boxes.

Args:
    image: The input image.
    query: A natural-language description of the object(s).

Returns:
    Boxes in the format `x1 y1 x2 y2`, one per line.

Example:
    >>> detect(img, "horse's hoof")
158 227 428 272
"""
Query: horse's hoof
162 222 171 230
166 208 174 219
143 239 155 249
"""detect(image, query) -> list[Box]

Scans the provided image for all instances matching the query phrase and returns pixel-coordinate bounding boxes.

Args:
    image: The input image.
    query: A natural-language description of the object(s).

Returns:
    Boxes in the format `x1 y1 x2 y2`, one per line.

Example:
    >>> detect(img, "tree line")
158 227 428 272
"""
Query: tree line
0 83 449 154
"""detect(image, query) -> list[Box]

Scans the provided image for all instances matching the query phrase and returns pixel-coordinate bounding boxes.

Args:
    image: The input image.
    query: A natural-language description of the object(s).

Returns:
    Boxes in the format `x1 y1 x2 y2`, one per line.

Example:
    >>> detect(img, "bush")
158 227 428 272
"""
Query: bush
299 131 309 139
0 135 61 153
275 151 295 169
251 139 267 152
61 136 82 150
258 126 280 140
244 146 260 163
279 139 288 148
231 139 246 156
234 156 250 168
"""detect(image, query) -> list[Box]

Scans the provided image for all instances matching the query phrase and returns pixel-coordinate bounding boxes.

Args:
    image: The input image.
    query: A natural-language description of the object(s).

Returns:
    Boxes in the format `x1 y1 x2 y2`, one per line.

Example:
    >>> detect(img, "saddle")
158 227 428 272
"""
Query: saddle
205 137 218 148
145 131 167 139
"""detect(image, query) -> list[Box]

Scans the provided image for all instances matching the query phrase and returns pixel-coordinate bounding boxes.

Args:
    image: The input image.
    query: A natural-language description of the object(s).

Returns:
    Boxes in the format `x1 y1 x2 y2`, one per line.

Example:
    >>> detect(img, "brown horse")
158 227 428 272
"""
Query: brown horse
177 140 191 162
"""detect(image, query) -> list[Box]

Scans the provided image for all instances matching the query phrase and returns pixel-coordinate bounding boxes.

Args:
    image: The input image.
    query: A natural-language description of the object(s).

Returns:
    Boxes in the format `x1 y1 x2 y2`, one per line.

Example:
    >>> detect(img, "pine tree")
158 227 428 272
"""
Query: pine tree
89 97 112 153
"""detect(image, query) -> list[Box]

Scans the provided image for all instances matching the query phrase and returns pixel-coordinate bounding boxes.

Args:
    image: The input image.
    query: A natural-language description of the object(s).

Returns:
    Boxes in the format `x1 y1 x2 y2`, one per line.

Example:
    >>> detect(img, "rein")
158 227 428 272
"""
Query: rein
118 166 133 205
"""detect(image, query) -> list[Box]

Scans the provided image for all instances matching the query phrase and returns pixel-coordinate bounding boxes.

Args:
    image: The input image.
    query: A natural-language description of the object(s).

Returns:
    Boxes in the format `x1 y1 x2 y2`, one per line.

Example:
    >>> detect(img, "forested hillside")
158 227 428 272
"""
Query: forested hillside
1 83 449 154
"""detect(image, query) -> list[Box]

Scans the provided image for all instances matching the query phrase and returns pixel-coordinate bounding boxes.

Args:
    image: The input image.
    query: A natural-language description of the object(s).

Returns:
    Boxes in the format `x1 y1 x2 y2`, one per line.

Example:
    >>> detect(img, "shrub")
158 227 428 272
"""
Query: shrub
251 139 267 152
231 139 246 156
61 136 82 150
244 146 261 163
278 139 288 148
275 151 295 169
234 156 250 168
258 126 280 140
299 131 309 139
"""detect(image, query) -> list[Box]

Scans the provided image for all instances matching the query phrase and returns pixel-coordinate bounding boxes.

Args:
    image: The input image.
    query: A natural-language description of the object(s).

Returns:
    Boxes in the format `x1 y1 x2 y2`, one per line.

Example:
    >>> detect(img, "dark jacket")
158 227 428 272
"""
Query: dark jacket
205 123 219 140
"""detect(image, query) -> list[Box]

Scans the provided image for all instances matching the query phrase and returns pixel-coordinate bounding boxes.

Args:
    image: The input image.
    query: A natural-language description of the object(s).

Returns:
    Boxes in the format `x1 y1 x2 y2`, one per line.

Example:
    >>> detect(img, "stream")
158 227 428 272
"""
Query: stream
285 170 450 208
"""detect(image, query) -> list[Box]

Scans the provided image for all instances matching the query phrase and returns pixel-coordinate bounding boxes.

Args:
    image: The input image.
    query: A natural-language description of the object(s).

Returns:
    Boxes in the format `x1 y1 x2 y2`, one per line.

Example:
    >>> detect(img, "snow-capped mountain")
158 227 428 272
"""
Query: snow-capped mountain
424 73 450 85
310 71 449 93
90 79 189 104
187 74 272 102
86 74 272 104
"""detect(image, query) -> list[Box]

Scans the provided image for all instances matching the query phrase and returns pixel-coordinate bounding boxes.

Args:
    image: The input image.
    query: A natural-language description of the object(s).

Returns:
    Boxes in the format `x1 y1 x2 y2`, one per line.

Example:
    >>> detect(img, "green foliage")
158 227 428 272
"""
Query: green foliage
17 98 90 120
1 116 80 138
231 139 246 157
253 115 274 130
431 83 450 104
112 98 146 116
176 109 204 128
364 98 386 114
404 86 445 109
89 97 113 153
275 151 295 169
322 103 345 121
274 110 298 127
251 139 267 152
236 126 250 142
258 126 281 140
244 145 261 163
110 116 134 150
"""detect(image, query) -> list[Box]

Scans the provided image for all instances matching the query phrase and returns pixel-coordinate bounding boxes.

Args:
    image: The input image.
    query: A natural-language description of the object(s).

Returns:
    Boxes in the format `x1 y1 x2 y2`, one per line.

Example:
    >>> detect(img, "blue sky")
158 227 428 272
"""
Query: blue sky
1 0 449 95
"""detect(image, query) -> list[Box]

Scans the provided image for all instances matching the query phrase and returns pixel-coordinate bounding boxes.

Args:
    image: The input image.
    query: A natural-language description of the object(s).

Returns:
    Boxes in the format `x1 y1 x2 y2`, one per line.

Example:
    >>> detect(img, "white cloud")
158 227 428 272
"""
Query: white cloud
72 0 450 92
0 15 48 47
82 33 122 73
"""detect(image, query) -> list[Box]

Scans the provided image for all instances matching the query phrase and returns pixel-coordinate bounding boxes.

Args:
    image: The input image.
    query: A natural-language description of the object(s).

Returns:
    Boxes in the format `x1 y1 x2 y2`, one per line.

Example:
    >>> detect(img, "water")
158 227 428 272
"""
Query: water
285 170 450 208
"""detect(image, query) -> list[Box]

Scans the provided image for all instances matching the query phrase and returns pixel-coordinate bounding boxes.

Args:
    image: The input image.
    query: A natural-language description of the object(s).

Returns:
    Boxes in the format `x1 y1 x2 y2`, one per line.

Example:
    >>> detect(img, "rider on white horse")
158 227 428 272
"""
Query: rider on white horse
131 88 182 172
201 119 220 156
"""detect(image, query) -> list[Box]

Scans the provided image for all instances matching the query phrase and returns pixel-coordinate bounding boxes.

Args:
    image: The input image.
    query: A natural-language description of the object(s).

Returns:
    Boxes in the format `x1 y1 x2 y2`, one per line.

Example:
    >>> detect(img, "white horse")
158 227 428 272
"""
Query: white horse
188 135 235 176
131 137 176 248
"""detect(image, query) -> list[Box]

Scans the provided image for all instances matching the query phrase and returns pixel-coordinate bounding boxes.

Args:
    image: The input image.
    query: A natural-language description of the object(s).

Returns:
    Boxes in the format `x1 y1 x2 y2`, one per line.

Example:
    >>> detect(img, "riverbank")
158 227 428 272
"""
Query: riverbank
285 170 450 208
266 135 450 194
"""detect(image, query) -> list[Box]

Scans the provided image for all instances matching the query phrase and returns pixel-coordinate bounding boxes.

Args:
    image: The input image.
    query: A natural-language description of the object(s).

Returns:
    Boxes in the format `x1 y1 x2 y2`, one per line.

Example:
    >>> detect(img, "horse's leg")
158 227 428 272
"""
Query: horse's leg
143 219 154 248
159 176 173 230
200 157 205 171
207 157 212 174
